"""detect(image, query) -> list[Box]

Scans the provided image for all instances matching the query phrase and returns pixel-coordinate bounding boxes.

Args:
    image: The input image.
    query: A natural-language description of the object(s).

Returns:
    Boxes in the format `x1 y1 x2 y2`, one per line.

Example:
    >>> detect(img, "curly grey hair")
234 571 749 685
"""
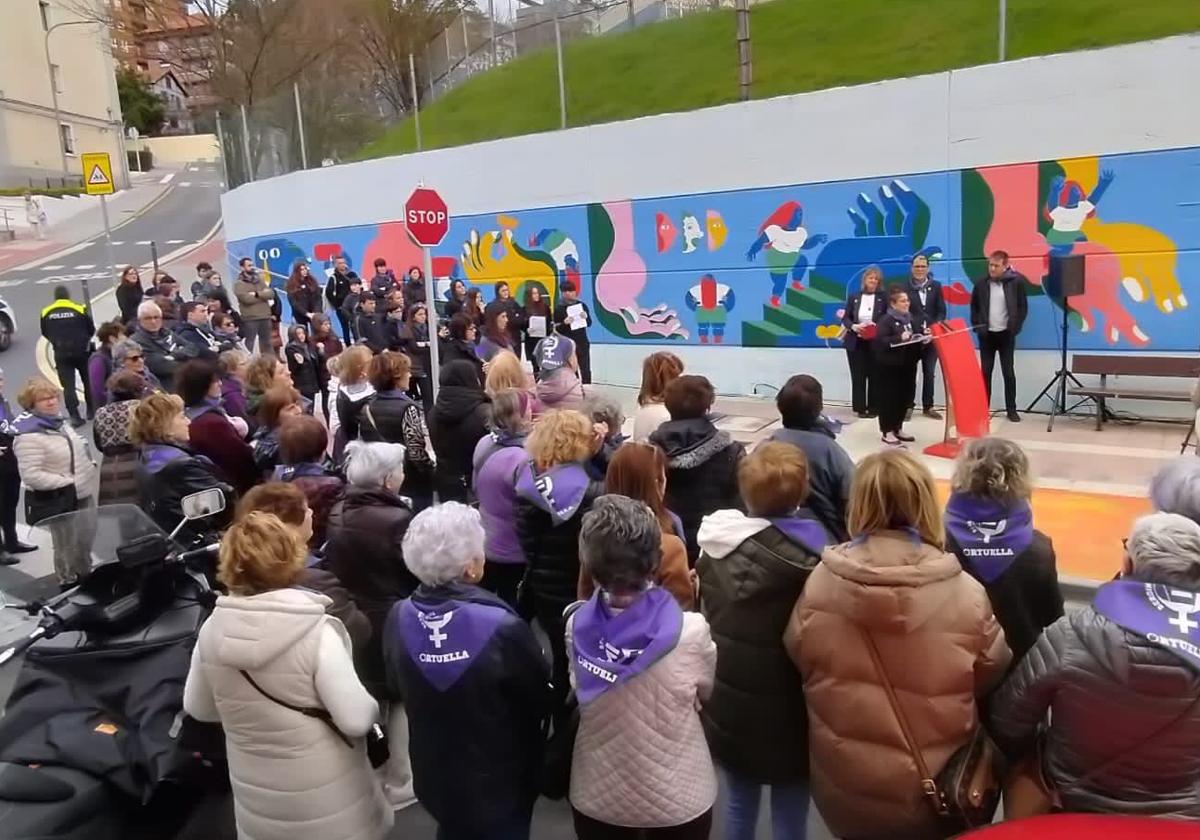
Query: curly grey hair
343 440 406 490
112 337 145 367
583 392 625 439
579 494 660 596
1150 458 1200 526
402 502 485 587
950 437 1032 504
1126 512 1200 588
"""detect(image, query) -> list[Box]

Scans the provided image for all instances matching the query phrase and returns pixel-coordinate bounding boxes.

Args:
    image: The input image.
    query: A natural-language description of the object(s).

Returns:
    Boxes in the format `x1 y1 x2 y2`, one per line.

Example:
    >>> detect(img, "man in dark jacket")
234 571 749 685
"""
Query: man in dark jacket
325 255 359 344
552 279 592 384
906 254 946 419
649 374 745 564
40 286 95 426
768 374 854 541
175 300 227 360
369 258 398 302
131 300 184 392
403 266 428 306
428 361 490 503
990 512 1200 817
355 295 387 354
384 503 550 838
970 249 1029 422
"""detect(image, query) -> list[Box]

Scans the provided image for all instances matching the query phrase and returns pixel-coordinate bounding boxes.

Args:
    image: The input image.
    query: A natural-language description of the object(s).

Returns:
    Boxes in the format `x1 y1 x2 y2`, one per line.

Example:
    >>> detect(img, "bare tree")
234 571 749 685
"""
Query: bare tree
353 0 467 115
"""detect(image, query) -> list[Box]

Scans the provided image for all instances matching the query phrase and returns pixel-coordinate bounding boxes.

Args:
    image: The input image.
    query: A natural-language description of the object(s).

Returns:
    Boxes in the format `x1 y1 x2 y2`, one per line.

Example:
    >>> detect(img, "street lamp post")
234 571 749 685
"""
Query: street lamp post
44 19 101 176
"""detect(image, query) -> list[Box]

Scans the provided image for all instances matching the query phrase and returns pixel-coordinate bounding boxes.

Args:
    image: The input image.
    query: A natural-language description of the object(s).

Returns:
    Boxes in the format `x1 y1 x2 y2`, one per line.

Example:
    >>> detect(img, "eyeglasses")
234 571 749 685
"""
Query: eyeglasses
127 354 144 361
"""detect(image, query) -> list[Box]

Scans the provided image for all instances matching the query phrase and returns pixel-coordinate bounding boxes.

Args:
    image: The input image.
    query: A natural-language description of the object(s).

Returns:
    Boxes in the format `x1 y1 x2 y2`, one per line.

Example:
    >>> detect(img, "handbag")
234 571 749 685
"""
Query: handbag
24 430 79 526
1003 687 1200 819
860 629 1001 834
241 670 389 769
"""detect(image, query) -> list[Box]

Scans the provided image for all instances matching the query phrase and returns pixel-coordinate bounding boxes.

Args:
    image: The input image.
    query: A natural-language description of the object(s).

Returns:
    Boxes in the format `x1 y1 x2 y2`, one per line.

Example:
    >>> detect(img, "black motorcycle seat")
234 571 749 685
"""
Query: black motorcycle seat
0 761 75 802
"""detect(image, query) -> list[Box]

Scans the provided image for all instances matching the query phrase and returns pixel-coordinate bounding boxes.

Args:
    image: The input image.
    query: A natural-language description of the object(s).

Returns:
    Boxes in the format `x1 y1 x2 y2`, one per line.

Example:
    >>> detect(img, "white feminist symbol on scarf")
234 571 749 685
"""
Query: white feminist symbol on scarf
1153 587 1200 635
419 610 454 648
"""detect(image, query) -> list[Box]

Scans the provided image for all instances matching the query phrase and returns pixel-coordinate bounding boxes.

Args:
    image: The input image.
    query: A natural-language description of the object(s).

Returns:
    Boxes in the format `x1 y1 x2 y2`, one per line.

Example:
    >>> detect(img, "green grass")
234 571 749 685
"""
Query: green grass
356 0 1200 160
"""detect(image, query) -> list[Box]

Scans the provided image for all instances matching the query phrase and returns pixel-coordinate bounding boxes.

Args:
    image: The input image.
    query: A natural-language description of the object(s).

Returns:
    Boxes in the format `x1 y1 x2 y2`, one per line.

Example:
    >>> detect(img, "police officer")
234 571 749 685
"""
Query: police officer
40 286 95 427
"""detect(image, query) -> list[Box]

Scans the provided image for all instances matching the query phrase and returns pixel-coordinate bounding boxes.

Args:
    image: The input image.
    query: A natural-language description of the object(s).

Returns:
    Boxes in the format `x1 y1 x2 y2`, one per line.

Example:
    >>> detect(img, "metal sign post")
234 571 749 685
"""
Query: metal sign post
81 151 116 311
423 246 440 398
405 186 450 400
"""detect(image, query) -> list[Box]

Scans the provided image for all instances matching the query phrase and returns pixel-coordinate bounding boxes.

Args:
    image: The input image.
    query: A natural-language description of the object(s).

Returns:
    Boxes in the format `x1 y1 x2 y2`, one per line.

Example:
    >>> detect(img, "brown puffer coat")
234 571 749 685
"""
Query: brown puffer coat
784 531 1011 840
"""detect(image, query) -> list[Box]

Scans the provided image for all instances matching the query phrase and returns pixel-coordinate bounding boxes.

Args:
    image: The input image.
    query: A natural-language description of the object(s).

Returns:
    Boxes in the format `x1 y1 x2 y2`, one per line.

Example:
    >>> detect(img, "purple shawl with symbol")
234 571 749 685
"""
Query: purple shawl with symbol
272 461 332 482
945 493 1034 583
570 586 683 705
1093 579 1200 673
397 594 511 692
514 461 591 525
768 515 830 556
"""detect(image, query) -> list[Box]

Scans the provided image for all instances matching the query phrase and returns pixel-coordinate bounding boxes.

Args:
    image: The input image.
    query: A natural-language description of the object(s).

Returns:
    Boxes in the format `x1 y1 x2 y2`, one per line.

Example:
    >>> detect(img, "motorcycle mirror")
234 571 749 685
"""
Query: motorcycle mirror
181 489 225 521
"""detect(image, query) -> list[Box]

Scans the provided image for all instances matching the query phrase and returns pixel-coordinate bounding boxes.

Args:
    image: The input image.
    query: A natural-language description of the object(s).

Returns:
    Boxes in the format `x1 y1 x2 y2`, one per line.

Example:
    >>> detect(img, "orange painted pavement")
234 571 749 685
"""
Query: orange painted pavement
934 482 1152 583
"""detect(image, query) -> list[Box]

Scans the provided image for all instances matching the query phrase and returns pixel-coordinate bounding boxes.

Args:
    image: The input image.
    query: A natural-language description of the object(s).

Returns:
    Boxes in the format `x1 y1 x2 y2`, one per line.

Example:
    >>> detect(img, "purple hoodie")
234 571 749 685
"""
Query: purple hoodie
472 431 529 564
221 376 248 424
88 350 112 409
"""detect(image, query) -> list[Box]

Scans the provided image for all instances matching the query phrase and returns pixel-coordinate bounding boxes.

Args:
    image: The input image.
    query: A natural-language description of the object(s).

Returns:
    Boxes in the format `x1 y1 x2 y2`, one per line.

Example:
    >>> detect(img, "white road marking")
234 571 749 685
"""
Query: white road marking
160 173 175 184
189 166 199 171
109 241 124 246
74 264 95 270
39 265 64 271
179 181 192 187
219 182 225 188
136 241 153 245
166 239 186 244
0 279 28 288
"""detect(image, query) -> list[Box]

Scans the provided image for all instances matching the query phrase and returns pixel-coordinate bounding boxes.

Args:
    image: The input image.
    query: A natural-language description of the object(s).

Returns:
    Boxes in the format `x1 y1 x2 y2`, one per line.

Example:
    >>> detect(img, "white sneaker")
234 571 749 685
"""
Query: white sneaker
881 433 904 447
383 781 418 811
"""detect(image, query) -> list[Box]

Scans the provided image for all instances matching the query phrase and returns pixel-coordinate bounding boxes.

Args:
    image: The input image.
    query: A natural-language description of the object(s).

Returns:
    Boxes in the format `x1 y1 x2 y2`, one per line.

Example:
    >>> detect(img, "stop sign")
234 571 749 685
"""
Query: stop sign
404 187 449 247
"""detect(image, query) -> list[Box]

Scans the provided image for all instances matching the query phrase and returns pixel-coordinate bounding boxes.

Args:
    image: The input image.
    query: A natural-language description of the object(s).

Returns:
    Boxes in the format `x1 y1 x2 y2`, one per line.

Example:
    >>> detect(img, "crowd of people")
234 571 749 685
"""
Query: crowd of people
3 254 1198 840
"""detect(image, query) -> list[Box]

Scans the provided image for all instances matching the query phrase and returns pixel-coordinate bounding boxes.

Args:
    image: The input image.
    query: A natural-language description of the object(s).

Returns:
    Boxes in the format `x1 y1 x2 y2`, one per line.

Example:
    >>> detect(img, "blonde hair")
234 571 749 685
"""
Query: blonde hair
218 511 305 595
739 442 810 517
526 409 594 472
861 265 884 292
340 345 373 385
848 449 944 549
129 392 185 444
16 376 62 411
245 354 281 394
485 350 525 396
951 437 1032 505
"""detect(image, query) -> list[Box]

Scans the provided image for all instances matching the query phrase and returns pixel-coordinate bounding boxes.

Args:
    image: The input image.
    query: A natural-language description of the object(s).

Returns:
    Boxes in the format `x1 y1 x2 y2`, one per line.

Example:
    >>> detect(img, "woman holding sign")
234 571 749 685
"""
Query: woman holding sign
523 287 552 376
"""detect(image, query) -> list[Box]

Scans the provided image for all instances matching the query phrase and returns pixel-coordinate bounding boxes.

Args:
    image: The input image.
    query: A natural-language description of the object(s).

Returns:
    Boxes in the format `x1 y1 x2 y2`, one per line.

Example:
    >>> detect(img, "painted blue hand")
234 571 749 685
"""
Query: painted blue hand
803 233 829 250
812 179 940 289
1046 175 1066 211
746 232 768 262
685 291 699 311
1090 169 1115 204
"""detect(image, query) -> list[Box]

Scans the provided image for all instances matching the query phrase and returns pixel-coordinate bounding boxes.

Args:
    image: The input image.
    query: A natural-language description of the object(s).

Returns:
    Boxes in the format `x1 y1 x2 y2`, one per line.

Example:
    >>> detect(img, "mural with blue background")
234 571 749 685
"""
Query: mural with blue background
229 144 1198 352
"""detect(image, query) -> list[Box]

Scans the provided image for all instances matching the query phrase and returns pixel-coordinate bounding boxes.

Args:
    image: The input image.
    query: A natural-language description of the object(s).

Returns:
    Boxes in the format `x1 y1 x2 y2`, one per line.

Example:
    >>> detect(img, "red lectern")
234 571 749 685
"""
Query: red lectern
923 318 990 459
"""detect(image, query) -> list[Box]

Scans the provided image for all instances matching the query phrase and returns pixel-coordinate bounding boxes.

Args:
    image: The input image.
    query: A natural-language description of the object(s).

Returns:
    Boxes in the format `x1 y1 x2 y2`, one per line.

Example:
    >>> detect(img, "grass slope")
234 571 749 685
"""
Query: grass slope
356 0 1200 160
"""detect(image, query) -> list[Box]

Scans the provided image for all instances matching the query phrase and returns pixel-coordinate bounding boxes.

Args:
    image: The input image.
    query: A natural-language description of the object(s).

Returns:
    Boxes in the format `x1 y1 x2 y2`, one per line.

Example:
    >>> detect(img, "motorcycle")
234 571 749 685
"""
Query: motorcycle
0 491 228 840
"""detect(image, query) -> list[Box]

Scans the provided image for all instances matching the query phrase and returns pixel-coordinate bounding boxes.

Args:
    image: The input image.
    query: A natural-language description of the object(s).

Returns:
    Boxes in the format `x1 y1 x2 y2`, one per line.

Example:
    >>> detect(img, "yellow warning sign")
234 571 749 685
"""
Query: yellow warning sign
81 152 114 196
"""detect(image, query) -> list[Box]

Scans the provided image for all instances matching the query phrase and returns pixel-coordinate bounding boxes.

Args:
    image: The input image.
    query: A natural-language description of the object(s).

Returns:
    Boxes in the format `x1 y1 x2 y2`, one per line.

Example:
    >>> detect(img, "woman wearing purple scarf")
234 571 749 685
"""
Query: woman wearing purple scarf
568 495 717 839
946 437 1062 661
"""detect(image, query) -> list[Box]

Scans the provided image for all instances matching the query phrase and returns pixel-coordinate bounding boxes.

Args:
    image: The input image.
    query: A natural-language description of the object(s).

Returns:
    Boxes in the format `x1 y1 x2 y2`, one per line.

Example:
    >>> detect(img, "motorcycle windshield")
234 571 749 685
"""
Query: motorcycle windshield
36 504 166 568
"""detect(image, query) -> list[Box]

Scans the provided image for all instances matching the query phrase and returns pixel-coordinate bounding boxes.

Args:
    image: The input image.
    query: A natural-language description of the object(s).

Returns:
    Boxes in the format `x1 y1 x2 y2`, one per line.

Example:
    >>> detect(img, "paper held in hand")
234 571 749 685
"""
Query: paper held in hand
528 315 547 338
566 303 587 331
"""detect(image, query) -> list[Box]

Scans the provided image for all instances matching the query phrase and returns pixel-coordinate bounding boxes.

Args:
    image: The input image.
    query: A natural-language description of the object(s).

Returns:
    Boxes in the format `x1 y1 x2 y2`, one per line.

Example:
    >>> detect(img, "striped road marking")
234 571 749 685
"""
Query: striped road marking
160 173 175 184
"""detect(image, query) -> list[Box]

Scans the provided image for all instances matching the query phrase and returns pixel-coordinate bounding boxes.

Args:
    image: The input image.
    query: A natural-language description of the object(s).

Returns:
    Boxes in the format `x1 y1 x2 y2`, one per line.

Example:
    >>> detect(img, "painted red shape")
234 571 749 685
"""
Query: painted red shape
924 318 990 459
942 281 971 305
963 813 1197 839
405 187 450 246
313 242 342 261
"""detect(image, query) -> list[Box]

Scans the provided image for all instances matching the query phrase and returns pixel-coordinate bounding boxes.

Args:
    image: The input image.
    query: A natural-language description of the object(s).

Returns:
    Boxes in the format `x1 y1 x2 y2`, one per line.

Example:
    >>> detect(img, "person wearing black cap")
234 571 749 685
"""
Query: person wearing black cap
552 280 592 384
40 285 96 426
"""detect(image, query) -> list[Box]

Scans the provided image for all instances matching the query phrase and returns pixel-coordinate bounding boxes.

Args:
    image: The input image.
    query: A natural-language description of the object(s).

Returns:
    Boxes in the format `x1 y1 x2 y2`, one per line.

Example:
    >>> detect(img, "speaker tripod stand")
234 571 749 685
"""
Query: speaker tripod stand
1026 297 1100 431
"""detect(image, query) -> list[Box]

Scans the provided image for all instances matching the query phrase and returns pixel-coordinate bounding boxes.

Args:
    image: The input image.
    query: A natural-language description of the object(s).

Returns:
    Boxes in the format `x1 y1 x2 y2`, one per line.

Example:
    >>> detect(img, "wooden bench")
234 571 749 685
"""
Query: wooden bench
1068 354 1199 433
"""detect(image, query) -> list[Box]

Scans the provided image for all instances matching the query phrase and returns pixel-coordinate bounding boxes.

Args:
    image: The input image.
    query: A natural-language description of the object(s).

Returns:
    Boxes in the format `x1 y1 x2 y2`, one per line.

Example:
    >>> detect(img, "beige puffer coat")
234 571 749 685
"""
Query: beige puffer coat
784 531 1011 840
14 422 97 497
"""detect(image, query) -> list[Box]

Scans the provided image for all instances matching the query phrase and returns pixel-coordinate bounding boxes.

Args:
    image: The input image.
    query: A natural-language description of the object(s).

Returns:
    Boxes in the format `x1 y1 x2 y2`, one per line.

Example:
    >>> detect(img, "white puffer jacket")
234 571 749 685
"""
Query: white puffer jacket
567 610 718 828
184 588 392 840
14 424 97 496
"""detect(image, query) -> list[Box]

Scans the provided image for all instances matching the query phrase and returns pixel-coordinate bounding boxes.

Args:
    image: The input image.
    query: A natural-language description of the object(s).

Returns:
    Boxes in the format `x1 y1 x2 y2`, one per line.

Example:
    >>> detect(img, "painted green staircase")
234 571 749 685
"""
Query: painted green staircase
741 273 845 347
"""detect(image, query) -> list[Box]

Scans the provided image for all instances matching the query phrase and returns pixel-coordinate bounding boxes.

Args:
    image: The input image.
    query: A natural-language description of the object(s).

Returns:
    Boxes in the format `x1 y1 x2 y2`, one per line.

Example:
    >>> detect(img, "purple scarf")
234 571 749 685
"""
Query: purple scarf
185 397 225 421
570 586 683 705
1093 579 1200 673
141 443 190 475
514 461 591 525
13 411 64 435
945 493 1034 583
768 515 830 556
396 590 511 691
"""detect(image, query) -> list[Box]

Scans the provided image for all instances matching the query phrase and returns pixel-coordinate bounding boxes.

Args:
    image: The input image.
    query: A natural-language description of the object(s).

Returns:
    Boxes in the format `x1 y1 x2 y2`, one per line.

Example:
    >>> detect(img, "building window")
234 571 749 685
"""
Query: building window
39 1 50 31
50 63 62 94
59 124 76 156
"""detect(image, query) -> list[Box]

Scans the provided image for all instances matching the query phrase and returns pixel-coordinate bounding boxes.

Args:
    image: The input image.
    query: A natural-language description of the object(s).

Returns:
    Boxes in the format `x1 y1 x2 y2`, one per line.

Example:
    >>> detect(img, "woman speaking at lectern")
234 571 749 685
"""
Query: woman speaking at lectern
873 286 922 447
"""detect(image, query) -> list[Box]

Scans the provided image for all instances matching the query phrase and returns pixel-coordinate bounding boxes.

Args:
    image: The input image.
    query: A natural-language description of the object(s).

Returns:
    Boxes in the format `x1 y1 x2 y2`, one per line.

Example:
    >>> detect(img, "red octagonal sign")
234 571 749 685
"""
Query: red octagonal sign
404 187 449 247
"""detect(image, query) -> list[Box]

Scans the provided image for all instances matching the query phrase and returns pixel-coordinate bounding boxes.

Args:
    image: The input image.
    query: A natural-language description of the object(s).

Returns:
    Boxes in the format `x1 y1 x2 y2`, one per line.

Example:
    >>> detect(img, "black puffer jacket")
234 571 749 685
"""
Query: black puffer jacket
383 583 550 833
948 528 1063 663
651 417 745 564
325 486 419 696
135 443 233 545
285 339 321 396
990 602 1200 818
428 361 490 503
360 389 434 502
696 510 827 783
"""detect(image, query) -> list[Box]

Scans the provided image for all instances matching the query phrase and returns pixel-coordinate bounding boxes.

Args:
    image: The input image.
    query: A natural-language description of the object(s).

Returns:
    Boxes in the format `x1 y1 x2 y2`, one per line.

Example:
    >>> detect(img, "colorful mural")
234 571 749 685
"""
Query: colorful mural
230 145 1198 352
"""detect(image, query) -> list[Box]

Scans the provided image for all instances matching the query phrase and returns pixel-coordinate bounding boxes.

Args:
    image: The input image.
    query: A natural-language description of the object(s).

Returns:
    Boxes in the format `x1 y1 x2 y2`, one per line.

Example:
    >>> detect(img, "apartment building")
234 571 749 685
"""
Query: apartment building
0 0 127 186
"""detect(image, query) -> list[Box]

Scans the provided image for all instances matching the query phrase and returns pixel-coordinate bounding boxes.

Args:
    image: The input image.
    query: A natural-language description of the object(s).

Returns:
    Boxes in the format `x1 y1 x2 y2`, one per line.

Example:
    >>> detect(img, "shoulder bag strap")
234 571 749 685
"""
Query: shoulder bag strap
859 628 946 815
239 669 353 748
1071 686 1200 791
